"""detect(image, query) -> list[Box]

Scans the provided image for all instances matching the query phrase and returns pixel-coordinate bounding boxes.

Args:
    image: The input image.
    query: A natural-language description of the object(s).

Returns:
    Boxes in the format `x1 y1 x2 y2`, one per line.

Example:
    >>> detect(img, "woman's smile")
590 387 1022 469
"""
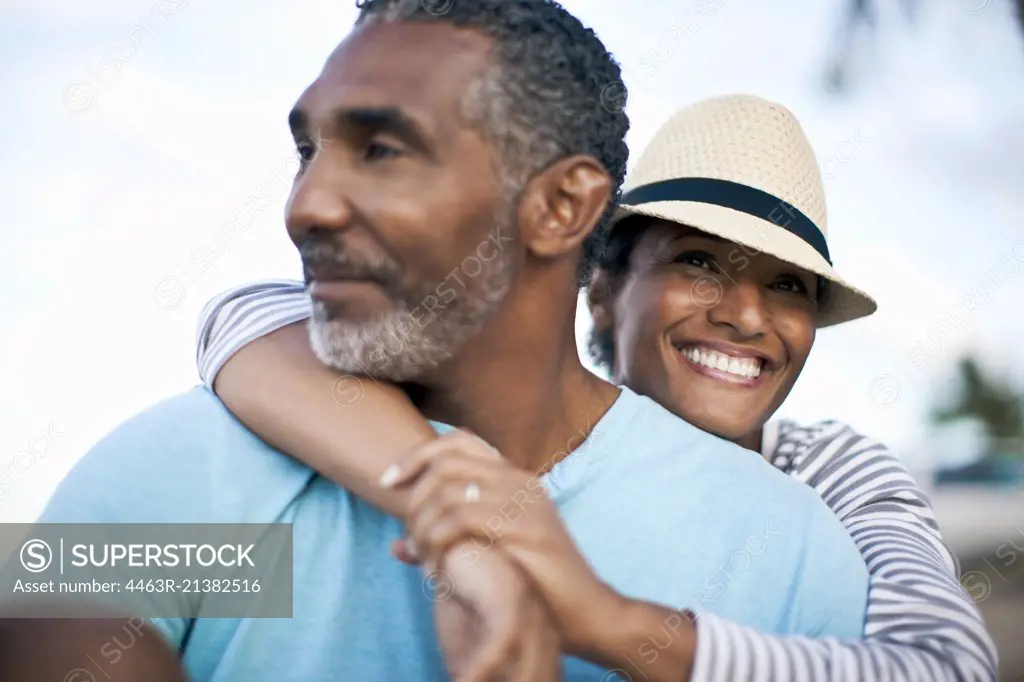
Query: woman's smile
675 344 766 386
672 338 780 387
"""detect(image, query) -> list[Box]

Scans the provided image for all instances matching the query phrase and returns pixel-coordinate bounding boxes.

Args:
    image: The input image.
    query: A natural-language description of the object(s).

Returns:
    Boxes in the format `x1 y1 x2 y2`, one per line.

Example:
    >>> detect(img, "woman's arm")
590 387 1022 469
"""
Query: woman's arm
679 421 998 682
598 423 998 681
195 280 434 518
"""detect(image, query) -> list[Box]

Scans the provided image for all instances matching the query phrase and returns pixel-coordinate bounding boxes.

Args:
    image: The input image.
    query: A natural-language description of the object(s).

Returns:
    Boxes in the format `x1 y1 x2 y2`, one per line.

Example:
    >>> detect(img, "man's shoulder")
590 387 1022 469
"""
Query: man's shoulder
620 394 854 531
42 387 315 523
629 402 868 620
79 386 286 472
581 393 868 633
112 385 244 434
626 394 807 486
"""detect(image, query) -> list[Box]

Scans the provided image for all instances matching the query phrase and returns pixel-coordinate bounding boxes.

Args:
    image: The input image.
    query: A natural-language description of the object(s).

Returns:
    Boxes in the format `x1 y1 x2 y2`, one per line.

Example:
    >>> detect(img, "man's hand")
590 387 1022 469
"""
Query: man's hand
431 545 562 682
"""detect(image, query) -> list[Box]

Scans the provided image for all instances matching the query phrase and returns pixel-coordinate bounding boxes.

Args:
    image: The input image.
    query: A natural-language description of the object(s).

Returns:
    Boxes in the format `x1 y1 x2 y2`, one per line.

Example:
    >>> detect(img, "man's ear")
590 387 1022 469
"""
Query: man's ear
517 155 611 262
587 267 614 333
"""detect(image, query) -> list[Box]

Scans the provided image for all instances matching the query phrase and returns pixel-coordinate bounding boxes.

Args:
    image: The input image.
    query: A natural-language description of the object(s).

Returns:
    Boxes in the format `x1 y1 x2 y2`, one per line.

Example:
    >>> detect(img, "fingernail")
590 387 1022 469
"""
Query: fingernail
379 464 401 487
405 538 419 558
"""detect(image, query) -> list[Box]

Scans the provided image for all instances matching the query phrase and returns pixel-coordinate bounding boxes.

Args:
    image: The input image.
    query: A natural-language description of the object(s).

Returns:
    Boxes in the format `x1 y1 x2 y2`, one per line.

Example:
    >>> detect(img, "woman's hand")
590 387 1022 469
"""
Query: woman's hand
382 429 624 656
434 547 563 682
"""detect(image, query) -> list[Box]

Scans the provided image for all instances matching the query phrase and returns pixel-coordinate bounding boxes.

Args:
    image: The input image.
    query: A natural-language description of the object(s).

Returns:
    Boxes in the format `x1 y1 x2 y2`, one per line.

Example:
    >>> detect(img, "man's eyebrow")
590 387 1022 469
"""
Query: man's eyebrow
288 105 436 160
337 106 436 159
288 106 308 136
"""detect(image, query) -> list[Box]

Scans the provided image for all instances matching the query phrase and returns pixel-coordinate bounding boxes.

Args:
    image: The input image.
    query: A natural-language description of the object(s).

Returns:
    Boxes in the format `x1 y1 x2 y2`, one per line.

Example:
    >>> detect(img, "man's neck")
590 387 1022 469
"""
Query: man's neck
415 296 620 473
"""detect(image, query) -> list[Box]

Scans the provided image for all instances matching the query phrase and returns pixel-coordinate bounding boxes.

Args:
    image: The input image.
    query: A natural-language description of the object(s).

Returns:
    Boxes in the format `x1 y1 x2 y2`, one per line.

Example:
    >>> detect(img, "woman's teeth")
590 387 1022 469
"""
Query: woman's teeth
681 347 762 379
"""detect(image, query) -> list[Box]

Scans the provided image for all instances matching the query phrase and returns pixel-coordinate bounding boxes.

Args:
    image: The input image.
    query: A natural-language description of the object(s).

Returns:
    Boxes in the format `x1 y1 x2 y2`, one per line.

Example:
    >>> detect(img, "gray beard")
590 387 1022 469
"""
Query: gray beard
307 225 515 382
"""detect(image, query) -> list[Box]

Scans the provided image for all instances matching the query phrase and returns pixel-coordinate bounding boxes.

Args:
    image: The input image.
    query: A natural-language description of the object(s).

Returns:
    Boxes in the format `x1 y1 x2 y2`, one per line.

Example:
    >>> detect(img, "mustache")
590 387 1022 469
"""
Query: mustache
299 238 399 286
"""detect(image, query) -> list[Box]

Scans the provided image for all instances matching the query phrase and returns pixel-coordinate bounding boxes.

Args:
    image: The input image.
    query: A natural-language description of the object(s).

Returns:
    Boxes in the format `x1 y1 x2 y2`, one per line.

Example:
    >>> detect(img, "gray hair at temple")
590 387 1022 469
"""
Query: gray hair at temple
354 0 631 286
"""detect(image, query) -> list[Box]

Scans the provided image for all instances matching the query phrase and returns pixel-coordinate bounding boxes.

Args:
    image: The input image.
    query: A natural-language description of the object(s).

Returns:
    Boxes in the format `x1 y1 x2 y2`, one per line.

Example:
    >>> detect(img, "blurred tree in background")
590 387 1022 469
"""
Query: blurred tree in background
931 355 1024 459
826 0 1024 93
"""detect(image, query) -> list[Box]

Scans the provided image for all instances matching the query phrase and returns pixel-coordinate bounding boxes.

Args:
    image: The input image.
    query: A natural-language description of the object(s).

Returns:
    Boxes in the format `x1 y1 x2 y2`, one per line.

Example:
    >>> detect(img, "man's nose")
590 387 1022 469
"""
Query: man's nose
707 278 770 337
285 161 354 246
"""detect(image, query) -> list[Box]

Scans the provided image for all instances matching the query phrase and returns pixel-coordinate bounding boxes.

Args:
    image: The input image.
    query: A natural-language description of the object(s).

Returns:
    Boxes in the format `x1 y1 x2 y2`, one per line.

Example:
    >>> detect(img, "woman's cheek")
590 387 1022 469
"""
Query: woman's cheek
659 275 704 318
774 308 816 368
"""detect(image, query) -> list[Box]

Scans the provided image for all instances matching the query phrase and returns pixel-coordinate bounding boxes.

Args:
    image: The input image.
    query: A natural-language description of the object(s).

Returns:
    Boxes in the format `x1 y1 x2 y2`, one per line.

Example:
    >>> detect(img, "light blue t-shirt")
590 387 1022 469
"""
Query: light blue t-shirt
40 386 867 681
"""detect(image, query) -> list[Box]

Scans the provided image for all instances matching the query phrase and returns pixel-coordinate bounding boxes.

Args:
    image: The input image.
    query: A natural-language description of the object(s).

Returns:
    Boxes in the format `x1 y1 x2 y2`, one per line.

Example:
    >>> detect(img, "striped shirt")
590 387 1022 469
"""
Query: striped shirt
195 279 999 682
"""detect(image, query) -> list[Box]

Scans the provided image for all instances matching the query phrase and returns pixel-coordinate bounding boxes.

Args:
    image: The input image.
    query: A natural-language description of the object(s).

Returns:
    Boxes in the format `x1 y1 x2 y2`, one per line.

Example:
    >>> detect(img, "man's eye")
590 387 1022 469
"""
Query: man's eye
365 141 401 160
296 143 317 163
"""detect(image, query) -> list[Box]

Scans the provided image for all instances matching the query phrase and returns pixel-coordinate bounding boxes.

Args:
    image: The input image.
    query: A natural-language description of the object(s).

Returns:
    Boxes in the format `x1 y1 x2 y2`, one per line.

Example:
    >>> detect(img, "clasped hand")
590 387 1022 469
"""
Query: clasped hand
382 429 621 661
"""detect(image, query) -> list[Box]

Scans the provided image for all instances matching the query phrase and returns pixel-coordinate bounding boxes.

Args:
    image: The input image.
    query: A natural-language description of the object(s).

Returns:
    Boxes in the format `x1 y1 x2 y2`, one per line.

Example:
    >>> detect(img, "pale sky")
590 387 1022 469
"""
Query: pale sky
2 0 1023 522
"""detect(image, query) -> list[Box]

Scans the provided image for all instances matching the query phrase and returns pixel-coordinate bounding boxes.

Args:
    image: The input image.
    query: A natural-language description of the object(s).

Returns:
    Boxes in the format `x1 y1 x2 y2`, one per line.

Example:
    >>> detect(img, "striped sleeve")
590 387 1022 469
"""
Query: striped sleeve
689 420 998 682
194 279 312 389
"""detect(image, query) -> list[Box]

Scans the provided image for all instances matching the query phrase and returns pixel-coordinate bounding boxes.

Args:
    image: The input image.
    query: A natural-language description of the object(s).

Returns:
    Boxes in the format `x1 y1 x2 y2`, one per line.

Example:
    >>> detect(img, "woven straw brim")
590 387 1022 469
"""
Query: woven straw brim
612 201 877 328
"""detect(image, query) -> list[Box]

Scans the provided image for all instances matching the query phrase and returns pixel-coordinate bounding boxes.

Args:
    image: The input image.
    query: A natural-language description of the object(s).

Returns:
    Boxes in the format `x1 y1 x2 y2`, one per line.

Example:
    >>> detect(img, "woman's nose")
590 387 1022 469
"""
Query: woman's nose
707 278 770 337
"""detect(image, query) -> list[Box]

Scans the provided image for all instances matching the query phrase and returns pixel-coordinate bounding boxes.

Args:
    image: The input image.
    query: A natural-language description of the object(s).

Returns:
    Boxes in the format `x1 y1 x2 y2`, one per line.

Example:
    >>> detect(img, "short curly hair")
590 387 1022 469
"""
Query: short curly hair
586 216 648 373
354 0 631 286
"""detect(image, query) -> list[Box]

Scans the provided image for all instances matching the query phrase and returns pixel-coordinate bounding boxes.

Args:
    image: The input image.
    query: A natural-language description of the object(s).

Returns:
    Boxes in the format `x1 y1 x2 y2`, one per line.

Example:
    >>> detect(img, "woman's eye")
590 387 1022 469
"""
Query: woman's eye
773 275 809 295
671 250 716 270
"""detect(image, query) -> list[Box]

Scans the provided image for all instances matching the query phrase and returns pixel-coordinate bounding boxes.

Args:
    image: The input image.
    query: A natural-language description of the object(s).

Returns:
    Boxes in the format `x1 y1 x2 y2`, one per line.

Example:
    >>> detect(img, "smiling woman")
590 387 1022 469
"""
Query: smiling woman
586 94 875 451
588 219 820 447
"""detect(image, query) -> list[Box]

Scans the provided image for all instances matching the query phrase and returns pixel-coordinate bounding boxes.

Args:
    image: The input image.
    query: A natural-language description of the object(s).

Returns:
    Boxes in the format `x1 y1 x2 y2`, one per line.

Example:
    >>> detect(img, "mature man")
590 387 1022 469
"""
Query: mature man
24 1 868 680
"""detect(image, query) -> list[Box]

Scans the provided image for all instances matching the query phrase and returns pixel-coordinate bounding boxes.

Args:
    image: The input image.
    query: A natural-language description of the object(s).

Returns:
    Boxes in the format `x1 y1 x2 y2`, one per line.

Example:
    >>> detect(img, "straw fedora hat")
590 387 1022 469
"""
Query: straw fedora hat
613 94 876 327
